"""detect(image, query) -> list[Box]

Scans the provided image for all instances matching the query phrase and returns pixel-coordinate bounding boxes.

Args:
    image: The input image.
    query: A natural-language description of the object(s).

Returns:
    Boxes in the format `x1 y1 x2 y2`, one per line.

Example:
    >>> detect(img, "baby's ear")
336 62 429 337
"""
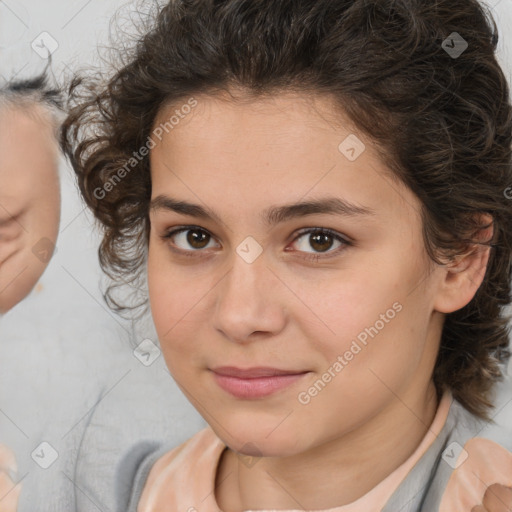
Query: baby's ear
432 213 494 314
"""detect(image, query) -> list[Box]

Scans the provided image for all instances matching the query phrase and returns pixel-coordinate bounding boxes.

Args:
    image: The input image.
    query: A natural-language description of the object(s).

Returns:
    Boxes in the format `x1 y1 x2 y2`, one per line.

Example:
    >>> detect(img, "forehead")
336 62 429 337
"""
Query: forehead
150 89 401 176
154 90 352 142
151 91 369 179
0 101 58 142
149 91 417 223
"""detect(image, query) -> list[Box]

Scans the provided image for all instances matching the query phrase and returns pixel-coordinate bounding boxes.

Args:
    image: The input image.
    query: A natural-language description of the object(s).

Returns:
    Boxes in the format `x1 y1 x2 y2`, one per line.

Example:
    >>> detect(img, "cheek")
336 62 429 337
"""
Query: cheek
31 187 61 245
147 242 209 356
147 273 188 378
295 303 426 437
293 269 395 350
300 265 426 382
0 196 60 314
147 250 175 339
0 253 49 313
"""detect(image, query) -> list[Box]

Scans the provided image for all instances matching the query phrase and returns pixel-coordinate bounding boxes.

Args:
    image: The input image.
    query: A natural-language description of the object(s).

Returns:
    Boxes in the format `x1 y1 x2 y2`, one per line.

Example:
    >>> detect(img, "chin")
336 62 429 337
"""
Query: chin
211 416 306 458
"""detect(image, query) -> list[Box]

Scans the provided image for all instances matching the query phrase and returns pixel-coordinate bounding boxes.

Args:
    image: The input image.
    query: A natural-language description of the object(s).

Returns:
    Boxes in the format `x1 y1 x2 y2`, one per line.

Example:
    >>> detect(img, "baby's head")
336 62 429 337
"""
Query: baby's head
62 0 512 456
0 70 62 314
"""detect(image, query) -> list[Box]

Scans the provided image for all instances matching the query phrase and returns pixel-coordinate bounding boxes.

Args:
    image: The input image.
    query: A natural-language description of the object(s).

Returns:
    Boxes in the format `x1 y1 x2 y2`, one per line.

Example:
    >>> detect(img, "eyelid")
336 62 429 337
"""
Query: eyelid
290 227 351 261
161 225 352 259
293 227 352 245
161 225 220 257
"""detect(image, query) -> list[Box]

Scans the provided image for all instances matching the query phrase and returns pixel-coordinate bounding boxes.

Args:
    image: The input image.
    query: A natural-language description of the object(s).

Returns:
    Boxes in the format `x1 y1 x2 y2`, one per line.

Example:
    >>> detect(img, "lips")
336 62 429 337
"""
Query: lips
210 366 310 399
211 366 306 378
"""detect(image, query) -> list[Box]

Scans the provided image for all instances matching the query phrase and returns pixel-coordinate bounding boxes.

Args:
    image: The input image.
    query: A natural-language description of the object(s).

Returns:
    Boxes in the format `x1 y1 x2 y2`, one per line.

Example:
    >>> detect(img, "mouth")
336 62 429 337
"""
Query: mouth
210 366 310 399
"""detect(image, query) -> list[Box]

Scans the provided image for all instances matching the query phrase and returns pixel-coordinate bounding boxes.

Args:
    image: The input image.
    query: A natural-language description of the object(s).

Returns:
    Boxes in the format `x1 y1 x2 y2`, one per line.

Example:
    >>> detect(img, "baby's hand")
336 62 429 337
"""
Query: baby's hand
0 444 20 512
471 484 512 512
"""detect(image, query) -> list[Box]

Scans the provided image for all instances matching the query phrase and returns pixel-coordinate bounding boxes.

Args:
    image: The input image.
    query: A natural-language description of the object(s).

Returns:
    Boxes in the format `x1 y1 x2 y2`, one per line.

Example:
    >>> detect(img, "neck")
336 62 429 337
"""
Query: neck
216 381 440 511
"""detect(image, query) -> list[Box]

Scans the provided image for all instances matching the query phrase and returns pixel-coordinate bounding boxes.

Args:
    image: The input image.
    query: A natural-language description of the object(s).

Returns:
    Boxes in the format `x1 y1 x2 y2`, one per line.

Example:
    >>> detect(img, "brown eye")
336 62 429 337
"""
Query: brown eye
309 231 334 252
291 228 351 261
162 226 218 254
185 229 210 249
161 225 351 261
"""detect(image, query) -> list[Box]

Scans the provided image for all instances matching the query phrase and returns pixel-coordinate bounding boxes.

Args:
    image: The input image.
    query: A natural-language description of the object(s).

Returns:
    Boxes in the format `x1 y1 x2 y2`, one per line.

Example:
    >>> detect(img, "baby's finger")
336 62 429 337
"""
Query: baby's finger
471 506 487 512
482 483 512 512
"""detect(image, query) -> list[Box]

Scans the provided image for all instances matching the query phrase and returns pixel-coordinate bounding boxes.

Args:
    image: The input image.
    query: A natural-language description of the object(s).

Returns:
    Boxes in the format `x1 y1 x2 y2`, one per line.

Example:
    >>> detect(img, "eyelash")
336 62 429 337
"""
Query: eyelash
160 226 352 262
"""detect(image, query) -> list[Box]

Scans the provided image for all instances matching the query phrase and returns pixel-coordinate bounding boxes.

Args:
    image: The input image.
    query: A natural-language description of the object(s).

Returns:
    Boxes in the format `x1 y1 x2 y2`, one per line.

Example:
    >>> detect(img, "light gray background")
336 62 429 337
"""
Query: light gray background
0 1 511 511
1 2 208 511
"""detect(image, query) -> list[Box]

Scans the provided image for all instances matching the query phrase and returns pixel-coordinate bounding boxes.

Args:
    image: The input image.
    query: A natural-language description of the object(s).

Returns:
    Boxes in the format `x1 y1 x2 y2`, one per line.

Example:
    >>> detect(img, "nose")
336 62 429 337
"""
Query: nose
213 250 287 344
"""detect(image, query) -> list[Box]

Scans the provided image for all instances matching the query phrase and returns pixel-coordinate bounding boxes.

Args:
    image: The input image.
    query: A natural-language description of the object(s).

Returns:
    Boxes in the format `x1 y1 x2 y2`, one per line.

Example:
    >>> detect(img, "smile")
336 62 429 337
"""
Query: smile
210 367 310 399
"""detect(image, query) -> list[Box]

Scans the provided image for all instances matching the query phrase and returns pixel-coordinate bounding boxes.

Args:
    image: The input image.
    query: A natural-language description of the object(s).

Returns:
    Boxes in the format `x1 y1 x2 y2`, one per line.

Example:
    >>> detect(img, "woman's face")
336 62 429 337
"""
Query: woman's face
147 91 448 456
0 104 60 314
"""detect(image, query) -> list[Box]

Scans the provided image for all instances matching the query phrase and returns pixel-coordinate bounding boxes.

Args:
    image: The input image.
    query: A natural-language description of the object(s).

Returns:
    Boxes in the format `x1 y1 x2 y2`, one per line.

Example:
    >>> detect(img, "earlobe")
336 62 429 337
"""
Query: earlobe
433 214 494 314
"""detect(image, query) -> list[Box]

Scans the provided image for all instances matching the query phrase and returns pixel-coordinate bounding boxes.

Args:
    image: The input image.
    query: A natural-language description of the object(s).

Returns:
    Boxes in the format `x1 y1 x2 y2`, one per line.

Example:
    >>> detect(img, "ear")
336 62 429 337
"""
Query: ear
433 213 494 314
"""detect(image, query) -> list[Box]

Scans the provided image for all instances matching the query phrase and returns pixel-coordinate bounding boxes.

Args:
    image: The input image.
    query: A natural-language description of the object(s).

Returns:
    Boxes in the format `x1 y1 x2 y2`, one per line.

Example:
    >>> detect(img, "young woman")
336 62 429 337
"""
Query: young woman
61 0 512 510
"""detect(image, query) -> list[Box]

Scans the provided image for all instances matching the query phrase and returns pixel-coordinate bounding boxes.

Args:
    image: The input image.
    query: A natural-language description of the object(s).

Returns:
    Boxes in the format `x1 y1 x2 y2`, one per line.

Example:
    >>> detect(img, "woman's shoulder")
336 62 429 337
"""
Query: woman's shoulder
119 426 226 512
382 375 512 511
424 373 512 511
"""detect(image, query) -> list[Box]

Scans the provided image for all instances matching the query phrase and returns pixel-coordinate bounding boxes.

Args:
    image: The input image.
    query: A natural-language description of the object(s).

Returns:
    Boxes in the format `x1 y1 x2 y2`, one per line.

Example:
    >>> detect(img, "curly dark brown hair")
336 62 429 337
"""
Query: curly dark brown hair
61 0 512 421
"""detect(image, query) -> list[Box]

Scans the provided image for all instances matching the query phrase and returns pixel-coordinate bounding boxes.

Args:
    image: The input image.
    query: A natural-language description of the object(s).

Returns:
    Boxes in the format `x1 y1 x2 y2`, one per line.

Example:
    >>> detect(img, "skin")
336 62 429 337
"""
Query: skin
473 484 512 512
147 90 495 509
0 100 60 511
0 102 61 315
0 444 19 511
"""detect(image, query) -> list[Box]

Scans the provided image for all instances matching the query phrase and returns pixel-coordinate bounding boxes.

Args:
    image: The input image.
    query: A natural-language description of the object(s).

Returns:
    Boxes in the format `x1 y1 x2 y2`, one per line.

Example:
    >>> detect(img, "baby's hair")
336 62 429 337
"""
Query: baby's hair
61 0 512 421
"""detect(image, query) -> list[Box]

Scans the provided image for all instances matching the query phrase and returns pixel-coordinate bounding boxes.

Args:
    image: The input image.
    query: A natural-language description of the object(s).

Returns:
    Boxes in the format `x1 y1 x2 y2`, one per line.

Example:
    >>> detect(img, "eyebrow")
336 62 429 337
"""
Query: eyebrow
150 195 377 227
